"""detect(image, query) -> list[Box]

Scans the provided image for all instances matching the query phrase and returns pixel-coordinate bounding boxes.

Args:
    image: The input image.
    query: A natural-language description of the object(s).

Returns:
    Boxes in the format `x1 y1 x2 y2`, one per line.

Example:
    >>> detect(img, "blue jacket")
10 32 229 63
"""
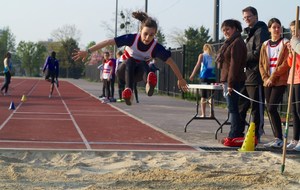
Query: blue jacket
43 56 59 77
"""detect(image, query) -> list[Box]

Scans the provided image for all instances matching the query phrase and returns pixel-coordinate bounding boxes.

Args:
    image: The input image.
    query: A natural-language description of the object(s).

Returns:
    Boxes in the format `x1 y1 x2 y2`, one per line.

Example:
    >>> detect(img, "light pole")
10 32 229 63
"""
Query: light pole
114 0 118 56
213 0 220 43
145 0 148 13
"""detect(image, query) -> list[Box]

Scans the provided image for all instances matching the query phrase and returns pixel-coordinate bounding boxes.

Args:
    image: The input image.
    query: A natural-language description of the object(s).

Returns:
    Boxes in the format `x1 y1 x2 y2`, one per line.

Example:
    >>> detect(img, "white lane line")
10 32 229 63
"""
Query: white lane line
0 80 40 130
15 112 68 115
0 139 190 146
56 86 91 150
11 118 72 121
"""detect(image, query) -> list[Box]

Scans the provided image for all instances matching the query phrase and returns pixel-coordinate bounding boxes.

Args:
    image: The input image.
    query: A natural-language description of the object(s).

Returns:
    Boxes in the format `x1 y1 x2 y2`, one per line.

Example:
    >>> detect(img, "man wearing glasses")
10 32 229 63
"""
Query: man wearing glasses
239 6 270 142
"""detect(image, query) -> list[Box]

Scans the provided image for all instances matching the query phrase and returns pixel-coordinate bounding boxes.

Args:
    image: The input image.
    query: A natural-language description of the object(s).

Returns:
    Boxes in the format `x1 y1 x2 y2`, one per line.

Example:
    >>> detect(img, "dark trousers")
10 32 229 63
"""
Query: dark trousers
118 78 125 99
225 82 243 138
290 84 300 141
239 84 265 139
264 85 286 140
1 71 11 93
103 79 111 98
117 58 150 90
110 76 115 98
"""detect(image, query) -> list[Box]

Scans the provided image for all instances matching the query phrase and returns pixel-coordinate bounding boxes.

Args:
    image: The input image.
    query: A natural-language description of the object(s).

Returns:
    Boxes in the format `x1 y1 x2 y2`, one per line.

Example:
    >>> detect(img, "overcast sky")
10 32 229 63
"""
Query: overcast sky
0 0 299 48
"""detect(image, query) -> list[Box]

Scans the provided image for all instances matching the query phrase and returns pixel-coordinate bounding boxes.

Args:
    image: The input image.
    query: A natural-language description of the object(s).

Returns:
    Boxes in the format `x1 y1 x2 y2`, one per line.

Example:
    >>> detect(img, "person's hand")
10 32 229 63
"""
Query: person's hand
227 87 233 95
266 78 273 87
177 79 189 92
72 49 88 62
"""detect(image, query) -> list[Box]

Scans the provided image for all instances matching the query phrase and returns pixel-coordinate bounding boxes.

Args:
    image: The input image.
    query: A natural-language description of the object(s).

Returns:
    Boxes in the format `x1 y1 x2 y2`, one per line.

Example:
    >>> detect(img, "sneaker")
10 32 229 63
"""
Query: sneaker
49 94 52 98
116 98 125 103
109 97 116 102
264 138 283 148
122 88 133 106
99 97 106 100
287 140 298 149
293 142 300 151
101 98 110 104
145 72 157 96
222 137 250 147
221 137 242 147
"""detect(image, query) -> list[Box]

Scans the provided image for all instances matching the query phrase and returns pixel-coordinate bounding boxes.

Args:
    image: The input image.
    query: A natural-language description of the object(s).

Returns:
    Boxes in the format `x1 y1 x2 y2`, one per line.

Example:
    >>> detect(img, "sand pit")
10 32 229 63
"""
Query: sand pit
0 150 299 189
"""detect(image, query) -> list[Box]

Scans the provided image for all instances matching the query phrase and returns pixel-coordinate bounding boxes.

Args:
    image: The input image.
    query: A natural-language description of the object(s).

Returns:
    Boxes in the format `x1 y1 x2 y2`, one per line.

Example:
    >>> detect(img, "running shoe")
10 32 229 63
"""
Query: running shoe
116 98 125 103
293 142 300 151
122 88 133 106
287 140 298 149
101 98 110 104
264 138 283 148
109 97 116 102
222 137 249 147
145 72 157 96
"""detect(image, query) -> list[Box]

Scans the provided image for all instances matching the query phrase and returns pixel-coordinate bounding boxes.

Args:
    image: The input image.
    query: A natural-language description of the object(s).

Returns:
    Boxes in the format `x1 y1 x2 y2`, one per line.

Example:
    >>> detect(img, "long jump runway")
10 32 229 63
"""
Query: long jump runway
0 78 195 151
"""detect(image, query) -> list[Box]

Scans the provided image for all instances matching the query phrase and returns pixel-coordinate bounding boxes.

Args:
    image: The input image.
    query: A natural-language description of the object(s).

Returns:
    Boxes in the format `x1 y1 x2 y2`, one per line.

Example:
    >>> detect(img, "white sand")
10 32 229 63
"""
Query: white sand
0 150 299 190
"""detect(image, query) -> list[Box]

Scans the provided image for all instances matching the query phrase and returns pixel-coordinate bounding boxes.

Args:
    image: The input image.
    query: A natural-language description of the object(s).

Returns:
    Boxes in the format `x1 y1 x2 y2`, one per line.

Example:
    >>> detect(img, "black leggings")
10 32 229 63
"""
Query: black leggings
117 58 150 90
1 71 11 93
103 79 111 98
264 85 286 140
290 84 300 141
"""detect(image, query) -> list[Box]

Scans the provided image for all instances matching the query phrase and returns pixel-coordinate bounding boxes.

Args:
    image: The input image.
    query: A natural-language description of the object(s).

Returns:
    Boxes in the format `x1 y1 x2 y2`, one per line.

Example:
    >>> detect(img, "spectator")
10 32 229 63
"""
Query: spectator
286 20 300 151
216 19 247 147
239 6 270 142
1 52 13 96
259 18 290 148
189 43 216 117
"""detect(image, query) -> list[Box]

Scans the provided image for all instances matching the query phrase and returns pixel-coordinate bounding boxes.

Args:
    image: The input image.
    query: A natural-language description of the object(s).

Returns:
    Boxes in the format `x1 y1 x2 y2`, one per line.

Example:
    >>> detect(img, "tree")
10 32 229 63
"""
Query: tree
16 41 47 77
185 26 211 53
0 27 16 71
181 26 213 81
168 28 186 47
51 24 81 42
156 28 166 47
51 25 83 78
59 38 82 78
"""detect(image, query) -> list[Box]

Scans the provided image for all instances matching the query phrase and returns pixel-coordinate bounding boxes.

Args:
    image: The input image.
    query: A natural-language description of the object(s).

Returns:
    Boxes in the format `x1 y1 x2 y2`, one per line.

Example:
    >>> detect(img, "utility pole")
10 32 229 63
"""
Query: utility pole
145 0 148 13
114 0 118 56
213 0 220 43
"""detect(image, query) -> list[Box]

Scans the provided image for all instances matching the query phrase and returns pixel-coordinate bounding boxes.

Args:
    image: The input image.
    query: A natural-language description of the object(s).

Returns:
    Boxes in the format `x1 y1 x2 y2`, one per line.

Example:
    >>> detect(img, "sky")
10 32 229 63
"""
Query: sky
0 0 299 49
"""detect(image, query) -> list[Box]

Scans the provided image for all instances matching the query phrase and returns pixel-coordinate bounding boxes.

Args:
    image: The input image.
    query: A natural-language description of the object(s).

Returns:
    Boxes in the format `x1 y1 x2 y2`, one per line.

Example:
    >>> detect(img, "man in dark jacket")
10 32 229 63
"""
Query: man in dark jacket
239 6 270 141
43 51 59 98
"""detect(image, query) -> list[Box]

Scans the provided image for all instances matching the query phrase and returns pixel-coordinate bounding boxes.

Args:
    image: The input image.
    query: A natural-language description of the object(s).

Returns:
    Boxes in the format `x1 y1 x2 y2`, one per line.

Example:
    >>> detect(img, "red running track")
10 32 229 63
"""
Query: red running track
0 78 195 151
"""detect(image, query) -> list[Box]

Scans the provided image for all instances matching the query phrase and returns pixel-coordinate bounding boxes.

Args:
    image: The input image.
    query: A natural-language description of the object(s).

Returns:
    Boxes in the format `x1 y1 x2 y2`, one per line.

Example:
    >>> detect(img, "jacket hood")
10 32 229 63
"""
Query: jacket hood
244 21 268 34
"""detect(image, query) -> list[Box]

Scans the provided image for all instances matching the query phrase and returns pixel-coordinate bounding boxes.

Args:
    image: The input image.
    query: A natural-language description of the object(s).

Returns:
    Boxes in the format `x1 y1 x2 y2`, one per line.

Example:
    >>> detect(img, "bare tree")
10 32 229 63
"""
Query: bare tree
51 24 81 42
100 9 138 38
167 28 187 47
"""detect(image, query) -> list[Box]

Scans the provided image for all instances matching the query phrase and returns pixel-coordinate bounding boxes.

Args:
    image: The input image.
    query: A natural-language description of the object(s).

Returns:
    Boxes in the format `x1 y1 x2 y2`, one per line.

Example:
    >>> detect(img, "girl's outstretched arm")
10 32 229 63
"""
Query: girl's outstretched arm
165 57 189 92
72 39 116 62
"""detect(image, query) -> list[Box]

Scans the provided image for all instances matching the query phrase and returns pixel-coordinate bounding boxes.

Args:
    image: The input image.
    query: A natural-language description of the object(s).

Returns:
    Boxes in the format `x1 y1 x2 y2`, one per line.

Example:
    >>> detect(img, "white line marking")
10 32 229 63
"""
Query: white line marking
11 118 72 121
55 85 91 150
15 112 68 115
0 80 40 130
